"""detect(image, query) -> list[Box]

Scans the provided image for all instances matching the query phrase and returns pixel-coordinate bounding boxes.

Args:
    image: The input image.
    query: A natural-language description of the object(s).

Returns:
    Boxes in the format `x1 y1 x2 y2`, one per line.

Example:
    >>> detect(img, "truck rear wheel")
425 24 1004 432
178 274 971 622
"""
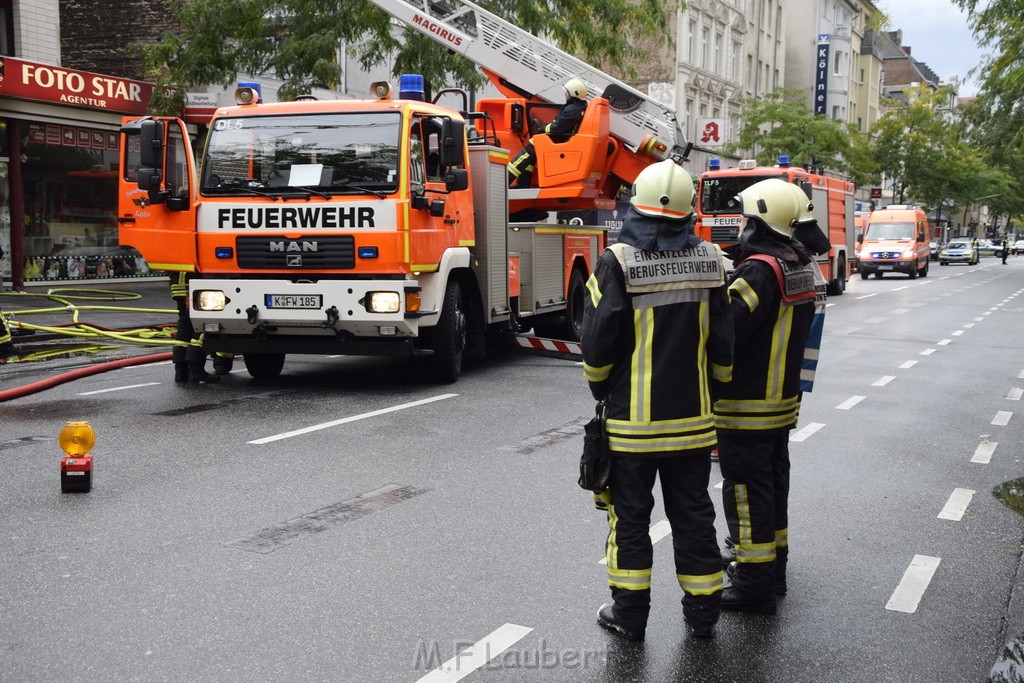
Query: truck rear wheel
561 269 587 341
244 352 285 379
827 257 846 296
429 279 466 383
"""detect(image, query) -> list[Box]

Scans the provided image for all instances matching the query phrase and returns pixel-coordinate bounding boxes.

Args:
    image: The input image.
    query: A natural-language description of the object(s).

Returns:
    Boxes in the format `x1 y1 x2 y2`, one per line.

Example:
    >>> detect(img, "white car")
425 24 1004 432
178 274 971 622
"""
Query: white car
1013 240 1024 255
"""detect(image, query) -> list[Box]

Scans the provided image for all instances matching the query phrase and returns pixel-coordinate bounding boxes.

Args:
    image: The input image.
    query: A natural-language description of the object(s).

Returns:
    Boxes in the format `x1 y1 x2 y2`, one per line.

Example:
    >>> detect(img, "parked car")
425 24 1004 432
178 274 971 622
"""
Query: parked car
975 239 1006 258
938 240 979 266
1012 239 1024 255
930 240 940 260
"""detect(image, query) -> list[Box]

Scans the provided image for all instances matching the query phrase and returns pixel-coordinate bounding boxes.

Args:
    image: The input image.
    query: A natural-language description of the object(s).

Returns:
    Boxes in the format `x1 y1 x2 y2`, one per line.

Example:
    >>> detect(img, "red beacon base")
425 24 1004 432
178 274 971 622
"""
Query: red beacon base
60 452 93 493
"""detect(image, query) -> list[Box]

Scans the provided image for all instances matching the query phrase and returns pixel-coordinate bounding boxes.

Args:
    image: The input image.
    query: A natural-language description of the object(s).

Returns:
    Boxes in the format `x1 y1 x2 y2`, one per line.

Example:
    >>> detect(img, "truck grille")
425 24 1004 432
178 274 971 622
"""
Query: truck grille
711 225 739 243
871 251 902 259
235 236 355 270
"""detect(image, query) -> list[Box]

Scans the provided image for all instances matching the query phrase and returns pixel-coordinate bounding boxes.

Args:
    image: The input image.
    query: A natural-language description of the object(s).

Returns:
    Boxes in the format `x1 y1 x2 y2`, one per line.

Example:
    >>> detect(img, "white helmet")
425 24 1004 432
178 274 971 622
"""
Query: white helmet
564 77 588 100
787 183 816 224
629 159 695 220
737 178 802 239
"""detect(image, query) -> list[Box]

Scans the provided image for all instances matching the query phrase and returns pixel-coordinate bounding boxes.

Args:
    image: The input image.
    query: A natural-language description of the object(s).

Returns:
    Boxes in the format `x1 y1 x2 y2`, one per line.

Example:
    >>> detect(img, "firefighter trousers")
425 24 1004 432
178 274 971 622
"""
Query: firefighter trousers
718 430 790 596
599 453 723 629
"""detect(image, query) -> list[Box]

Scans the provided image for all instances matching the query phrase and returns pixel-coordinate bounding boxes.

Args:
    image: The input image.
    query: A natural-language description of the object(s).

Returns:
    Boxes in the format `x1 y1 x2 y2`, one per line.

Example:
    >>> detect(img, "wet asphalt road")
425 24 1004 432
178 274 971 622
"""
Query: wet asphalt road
2 260 1024 682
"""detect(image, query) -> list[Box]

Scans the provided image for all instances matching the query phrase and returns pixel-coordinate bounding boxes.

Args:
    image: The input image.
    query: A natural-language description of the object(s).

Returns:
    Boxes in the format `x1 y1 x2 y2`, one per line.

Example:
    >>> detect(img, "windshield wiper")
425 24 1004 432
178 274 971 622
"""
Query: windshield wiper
331 180 387 199
265 185 332 200
204 185 280 199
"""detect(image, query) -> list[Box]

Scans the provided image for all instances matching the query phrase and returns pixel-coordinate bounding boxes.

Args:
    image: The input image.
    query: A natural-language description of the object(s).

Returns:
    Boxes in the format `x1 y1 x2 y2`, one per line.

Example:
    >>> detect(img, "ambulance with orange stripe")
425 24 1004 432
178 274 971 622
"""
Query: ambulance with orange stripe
117 0 690 382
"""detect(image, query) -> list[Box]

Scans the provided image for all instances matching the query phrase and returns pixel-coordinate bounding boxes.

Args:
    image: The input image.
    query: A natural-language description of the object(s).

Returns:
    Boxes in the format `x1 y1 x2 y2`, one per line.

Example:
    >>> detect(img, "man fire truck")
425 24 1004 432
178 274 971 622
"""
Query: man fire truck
117 0 689 382
696 156 855 295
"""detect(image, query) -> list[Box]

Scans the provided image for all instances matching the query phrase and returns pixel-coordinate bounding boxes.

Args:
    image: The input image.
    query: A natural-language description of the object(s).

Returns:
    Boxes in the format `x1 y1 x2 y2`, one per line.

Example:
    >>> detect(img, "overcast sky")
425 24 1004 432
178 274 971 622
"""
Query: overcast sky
877 0 985 96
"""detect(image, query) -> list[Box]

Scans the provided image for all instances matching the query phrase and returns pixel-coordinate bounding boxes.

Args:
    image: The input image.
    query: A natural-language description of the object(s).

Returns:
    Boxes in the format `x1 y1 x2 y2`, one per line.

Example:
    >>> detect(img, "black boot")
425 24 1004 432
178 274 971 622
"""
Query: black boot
597 603 645 641
174 363 189 383
721 586 776 614
189 365 221 383
212 354 234 375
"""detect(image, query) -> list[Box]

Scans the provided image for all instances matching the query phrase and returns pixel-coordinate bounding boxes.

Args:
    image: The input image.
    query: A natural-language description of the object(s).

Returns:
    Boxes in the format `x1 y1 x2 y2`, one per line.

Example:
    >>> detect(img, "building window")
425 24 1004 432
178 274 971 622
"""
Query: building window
832 105 840 120
688 20 697 63
701 28 709 68
714 33 722 74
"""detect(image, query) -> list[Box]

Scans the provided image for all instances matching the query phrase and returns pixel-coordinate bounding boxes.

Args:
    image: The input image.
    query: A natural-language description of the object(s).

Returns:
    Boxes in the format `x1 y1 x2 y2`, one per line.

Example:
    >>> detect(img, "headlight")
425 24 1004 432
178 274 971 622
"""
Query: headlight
903 249 915 258
195 290 228 311
939 251 949 257
860 249 872 259
366 291 401 313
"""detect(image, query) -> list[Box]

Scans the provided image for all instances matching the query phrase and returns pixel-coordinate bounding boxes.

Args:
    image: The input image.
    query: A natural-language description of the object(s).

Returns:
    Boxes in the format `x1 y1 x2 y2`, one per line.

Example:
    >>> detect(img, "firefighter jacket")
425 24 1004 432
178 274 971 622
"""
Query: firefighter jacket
542 97 586 142
713 253 817 433
582 240 733 456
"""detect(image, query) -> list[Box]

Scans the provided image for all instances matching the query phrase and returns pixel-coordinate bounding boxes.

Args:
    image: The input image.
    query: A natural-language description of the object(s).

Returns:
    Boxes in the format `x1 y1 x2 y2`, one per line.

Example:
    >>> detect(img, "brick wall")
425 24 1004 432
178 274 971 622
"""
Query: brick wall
59 0 178 79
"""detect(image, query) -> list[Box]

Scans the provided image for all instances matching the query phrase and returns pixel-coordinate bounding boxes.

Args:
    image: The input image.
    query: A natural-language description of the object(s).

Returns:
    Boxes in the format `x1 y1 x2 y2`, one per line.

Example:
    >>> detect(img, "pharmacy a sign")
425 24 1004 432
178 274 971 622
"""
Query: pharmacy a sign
814 34 830 115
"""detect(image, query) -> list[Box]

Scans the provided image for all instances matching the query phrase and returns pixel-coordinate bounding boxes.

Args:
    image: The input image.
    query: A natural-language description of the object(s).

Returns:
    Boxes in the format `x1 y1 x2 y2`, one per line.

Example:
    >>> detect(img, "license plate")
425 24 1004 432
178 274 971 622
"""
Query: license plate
877 265 893 271
265 294 323 309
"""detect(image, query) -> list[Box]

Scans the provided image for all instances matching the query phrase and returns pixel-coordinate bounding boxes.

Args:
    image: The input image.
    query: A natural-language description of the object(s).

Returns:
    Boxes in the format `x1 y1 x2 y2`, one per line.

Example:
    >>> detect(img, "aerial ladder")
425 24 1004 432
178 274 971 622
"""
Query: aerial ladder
367 0 691 213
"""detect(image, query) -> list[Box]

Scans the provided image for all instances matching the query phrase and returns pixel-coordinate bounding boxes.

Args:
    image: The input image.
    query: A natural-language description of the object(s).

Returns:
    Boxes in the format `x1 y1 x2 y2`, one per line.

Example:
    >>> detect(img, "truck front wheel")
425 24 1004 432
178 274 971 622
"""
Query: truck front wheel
428 279 467 383
244 352 285 379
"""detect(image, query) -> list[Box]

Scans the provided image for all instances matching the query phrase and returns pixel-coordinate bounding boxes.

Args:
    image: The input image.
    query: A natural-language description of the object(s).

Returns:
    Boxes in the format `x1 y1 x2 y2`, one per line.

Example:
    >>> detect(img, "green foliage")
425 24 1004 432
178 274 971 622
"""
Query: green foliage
135 0 680 115
724 88 877 186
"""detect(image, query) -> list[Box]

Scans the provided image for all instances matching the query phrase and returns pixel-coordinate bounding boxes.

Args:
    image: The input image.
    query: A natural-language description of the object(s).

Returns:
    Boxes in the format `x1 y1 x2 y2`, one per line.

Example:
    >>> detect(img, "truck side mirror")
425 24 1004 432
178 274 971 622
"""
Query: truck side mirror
137 168 162 193
510 104 525 133
139 119 165 169
445 168 469 192
440 118 466 167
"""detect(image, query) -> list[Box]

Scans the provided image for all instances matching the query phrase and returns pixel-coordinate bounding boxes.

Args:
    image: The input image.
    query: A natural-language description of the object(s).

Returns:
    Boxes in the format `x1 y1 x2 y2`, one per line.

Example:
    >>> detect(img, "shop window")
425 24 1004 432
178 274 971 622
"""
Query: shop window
19 123 151 281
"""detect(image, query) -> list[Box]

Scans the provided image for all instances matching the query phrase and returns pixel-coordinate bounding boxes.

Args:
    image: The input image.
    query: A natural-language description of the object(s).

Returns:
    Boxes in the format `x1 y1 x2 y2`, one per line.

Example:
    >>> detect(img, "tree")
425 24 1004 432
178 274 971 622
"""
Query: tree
723 88 877 186
135 0 679 114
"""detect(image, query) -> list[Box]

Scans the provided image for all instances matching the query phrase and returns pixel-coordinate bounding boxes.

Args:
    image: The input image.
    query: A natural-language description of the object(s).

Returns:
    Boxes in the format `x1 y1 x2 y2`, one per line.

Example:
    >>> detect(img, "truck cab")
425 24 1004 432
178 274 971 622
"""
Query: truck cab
858 206 930 279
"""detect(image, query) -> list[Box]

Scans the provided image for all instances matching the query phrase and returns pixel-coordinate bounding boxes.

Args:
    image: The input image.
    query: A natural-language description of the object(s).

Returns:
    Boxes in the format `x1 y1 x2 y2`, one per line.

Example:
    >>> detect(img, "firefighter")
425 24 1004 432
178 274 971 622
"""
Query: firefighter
582 159 733 641
507 77 589 188
170 272 220 383
714 178 827 614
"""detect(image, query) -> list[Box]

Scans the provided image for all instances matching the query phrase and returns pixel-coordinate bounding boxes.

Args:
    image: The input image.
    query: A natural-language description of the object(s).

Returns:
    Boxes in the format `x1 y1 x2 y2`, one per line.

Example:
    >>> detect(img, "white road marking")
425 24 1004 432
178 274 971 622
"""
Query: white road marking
864 317 889 324
899 361 918 369
992 411 1013 426
938 488 975 521
77 382 160 396
836 396 866 410
885 555 941 613
249 393 459 444
1018 370 1024 380
973 441 997 464
892 286 909 291
856 293 878 300
952 330 965 336
416 623 533 683
599 520 672 565
872 376 896 387
983 312 992 316
964 323 975 328
975 317 985 322
790 423 825 442
714 480 724 490
920 349 936 356
937 339 952 346
1007 388 1023 401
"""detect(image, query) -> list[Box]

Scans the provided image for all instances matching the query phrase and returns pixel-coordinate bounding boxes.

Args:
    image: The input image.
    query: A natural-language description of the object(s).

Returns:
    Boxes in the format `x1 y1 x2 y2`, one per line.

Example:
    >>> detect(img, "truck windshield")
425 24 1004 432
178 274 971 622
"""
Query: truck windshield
200 112 402 196
864 222 914 240
700 174 778 214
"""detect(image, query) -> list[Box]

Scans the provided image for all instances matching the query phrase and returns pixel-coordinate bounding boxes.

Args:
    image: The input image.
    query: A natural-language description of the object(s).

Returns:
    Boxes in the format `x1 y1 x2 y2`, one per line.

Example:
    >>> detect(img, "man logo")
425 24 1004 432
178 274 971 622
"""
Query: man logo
287 255 303 267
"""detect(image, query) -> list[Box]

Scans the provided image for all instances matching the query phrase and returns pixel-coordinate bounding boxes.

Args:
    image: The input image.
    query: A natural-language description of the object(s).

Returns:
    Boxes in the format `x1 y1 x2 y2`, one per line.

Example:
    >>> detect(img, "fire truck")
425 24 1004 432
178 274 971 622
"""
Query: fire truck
696 157 856 295
117 0 688 382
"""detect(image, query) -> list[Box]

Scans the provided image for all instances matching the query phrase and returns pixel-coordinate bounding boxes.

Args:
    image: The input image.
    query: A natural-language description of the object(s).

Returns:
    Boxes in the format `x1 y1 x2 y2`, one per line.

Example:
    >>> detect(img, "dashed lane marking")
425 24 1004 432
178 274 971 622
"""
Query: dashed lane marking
1007 388 1023 401
416 623 534 683
872 376 896 387
855 293 878 300
920 349 936 356
864 317 889 324
973 441 998 464
892 286 909 291
938 488 975 521
937 339 952 346
790 423 825 442
964 323 975 328
248 393 458 444
885 555 941 613
992 411 1012 426
1018 370 1024 380
77 382 160 395
836 396 865 410
899 361 918 369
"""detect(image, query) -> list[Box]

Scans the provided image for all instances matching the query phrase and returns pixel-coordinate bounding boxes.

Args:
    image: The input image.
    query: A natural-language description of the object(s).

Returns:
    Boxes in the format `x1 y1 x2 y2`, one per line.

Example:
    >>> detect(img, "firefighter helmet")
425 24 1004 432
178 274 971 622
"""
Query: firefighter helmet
788 183 816 224
629 159 695 220
737 178 802 239
564 77 588 100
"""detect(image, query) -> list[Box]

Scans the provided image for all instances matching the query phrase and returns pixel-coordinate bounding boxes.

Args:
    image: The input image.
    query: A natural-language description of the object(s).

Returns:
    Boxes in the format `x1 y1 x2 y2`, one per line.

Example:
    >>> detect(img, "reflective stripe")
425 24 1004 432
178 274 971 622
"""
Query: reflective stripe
735 541 776 563
605 492 620 569
712 362 733 383
677 571 724 595
583 362 612 383
775 528 789 548
698 300 710 416
607 415 715 434
736 484 752 545
713 396 800 413
713 410 800 431
729 277 759 312
607 431 717 453
631 288 709 309
767 304 793 400
586 273 601 308
608 566 653 590
629 309 654 423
